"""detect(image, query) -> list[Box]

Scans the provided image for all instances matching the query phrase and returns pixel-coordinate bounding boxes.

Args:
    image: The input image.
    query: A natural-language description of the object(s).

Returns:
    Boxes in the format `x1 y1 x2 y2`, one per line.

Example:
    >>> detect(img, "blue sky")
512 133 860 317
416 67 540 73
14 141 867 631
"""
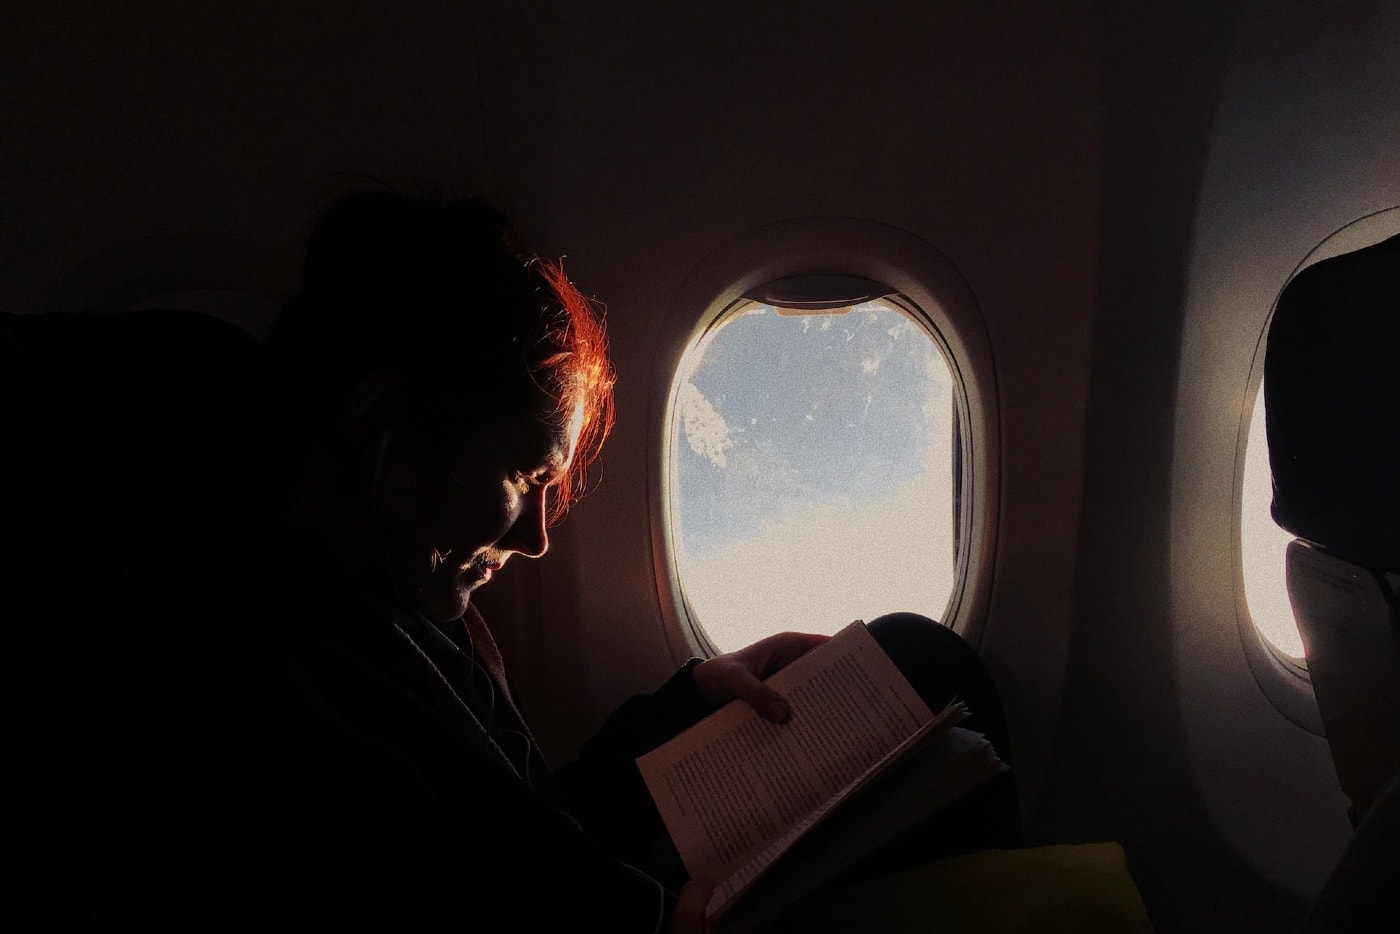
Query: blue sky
671 299 958 649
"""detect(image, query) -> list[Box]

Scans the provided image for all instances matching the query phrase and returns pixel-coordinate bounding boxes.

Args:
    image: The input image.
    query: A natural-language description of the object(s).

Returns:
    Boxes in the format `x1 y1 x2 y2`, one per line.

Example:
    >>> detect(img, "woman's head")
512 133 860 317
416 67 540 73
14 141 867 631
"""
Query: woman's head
268 186 614 525
265 186 615 619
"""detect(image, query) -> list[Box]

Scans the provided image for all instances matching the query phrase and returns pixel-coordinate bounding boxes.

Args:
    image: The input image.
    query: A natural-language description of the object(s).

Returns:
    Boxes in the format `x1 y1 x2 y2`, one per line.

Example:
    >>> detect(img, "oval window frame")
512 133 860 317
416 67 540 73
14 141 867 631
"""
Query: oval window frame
648 218 999 661
1234 205 1400 729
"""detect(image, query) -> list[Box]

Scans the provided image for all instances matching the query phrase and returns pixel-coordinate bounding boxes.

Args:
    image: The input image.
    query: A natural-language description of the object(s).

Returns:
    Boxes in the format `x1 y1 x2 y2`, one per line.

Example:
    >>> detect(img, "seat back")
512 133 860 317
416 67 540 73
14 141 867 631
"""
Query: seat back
1285 542 1400 818
1266 232 1400 823
0 308 268 923
0 308 261 576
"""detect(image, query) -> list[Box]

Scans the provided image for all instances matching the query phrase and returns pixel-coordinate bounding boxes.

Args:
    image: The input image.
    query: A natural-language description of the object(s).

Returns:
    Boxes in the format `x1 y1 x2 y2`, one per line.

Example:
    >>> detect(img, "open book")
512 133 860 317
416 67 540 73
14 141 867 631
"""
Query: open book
636 620 1006 930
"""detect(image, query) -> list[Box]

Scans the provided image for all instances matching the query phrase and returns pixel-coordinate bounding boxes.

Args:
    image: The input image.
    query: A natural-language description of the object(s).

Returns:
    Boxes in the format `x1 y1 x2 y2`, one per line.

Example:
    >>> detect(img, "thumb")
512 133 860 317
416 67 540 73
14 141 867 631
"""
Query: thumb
672 879 717 934
734 679 792 724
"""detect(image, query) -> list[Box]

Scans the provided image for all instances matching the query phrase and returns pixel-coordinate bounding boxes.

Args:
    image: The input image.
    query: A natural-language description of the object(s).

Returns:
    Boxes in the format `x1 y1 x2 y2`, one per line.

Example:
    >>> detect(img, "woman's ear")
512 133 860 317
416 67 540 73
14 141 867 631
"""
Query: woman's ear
341 370 408 445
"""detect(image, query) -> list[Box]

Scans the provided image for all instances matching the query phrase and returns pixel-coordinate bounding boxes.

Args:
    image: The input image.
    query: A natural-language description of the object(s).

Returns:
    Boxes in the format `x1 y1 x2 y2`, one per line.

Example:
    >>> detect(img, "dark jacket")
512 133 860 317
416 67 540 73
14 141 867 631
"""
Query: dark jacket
12 531 717 932
0 310 721 931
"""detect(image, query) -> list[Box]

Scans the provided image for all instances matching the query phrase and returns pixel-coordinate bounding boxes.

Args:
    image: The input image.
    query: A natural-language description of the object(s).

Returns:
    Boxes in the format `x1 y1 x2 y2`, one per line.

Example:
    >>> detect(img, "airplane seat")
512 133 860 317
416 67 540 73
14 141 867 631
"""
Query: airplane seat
1265 231 1400 824
0 305 264 686
2 307 263 920
1302 771 1400 933
1265 234 1400 931
0 307 262 578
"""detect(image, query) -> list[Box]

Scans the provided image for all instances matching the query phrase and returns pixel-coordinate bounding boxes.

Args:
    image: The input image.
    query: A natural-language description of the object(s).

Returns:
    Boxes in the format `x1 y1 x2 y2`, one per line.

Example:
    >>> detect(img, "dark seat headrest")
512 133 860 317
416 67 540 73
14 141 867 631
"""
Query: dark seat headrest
0 309 261 571
1265 232 1400 572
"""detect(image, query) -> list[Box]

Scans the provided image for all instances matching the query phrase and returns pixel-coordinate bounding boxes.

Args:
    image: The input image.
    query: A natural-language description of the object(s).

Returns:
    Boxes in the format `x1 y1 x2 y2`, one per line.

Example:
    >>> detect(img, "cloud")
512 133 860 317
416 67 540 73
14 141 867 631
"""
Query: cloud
679 452 956 651
677 381 734 469
922 354 953 424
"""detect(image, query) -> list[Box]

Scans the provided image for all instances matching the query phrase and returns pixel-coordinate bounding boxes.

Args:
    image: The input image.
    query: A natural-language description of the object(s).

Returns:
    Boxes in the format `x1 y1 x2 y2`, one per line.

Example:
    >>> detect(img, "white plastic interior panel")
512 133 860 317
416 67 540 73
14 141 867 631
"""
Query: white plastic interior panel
1287 540 1400 821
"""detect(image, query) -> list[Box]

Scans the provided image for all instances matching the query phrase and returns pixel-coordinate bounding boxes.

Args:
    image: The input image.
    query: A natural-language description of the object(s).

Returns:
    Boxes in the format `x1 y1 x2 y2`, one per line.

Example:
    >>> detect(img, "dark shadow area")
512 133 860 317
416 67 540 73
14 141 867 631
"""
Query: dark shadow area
1032 4 1310 932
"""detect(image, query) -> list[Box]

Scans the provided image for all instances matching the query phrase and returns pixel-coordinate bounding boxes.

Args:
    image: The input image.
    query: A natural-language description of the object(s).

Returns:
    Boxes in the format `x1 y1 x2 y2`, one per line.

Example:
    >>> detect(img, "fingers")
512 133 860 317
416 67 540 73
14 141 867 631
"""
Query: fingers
694 658 788 722
732 630 828 678
693 630 834 721
735 678 793 724
670 879 716 934
761 631 829 672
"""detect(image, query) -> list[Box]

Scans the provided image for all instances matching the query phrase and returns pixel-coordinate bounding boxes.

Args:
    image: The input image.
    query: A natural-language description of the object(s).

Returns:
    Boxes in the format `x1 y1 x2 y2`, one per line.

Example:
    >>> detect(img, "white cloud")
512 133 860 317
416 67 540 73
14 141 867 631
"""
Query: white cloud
679 456 956 651
677 381 734 469
1241 383 1304 657
921 353 953 425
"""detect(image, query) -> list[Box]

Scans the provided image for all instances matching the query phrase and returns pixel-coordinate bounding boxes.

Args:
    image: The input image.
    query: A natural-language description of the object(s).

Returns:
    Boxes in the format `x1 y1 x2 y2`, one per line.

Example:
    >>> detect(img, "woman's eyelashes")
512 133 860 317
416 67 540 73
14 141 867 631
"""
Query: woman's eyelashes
511 468 548 495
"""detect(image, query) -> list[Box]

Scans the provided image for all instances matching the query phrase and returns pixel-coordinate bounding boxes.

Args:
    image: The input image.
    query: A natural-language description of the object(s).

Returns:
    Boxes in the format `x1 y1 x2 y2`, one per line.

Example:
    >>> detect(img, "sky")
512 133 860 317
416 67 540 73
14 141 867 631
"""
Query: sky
1241 380 1305 659
670 299 958 651
668 298 1305 658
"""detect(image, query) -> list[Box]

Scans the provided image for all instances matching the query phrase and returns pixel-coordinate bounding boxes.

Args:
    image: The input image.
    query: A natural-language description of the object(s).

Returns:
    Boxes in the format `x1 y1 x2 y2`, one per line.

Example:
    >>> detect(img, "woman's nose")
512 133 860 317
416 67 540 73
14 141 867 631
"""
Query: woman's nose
501 486 549 558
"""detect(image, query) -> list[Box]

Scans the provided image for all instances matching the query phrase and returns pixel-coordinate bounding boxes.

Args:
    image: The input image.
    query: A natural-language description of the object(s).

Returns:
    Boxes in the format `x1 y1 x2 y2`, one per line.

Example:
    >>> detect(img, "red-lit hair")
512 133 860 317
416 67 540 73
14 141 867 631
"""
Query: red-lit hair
530 259 615 525
266 186 616 523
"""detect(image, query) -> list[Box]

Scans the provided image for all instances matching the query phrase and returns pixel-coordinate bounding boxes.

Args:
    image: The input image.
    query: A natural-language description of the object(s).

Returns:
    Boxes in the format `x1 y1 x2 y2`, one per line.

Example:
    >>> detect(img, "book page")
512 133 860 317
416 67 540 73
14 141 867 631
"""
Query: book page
636 620 938 894
707 703 969 915
716 725 1004 933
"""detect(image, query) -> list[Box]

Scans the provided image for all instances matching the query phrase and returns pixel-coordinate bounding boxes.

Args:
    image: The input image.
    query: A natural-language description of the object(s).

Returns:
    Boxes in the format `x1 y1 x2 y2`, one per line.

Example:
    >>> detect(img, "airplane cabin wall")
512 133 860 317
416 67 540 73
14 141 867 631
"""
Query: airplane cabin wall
1035 2 1400 930
4 2 1395 932
1171 0 1400 924
0 3 523 321
482 2 1100 831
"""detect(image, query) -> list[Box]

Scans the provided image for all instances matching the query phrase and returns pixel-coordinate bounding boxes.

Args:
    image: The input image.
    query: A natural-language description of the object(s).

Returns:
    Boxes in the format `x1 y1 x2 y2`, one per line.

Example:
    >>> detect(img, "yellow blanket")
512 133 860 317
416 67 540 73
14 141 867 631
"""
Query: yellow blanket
775 843 1154 933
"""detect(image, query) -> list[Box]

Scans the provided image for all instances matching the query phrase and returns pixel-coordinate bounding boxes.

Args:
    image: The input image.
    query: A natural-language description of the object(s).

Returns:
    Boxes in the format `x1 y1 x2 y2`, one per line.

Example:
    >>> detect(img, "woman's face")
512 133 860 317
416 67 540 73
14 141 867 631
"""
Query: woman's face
367 399 581 622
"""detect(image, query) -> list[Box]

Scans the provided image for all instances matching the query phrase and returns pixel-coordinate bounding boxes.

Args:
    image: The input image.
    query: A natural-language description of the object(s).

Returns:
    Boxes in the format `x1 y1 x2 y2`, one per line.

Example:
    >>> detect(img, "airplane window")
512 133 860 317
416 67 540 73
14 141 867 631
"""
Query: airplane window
1239 207 1400 667
667 295 961 652
1240 379 1304 659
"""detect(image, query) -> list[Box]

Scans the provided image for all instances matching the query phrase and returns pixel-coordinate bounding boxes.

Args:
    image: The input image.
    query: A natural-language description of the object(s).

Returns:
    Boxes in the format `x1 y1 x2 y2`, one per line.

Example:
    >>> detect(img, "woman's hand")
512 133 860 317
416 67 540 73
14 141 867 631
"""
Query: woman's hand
669 879 716 934
692 630 830 723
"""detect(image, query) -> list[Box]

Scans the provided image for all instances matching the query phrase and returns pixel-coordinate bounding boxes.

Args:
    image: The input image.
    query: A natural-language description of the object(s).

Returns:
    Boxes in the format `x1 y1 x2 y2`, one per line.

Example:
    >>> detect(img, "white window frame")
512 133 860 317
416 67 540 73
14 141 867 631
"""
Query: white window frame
1233 206 1400 732
647 218 998 661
